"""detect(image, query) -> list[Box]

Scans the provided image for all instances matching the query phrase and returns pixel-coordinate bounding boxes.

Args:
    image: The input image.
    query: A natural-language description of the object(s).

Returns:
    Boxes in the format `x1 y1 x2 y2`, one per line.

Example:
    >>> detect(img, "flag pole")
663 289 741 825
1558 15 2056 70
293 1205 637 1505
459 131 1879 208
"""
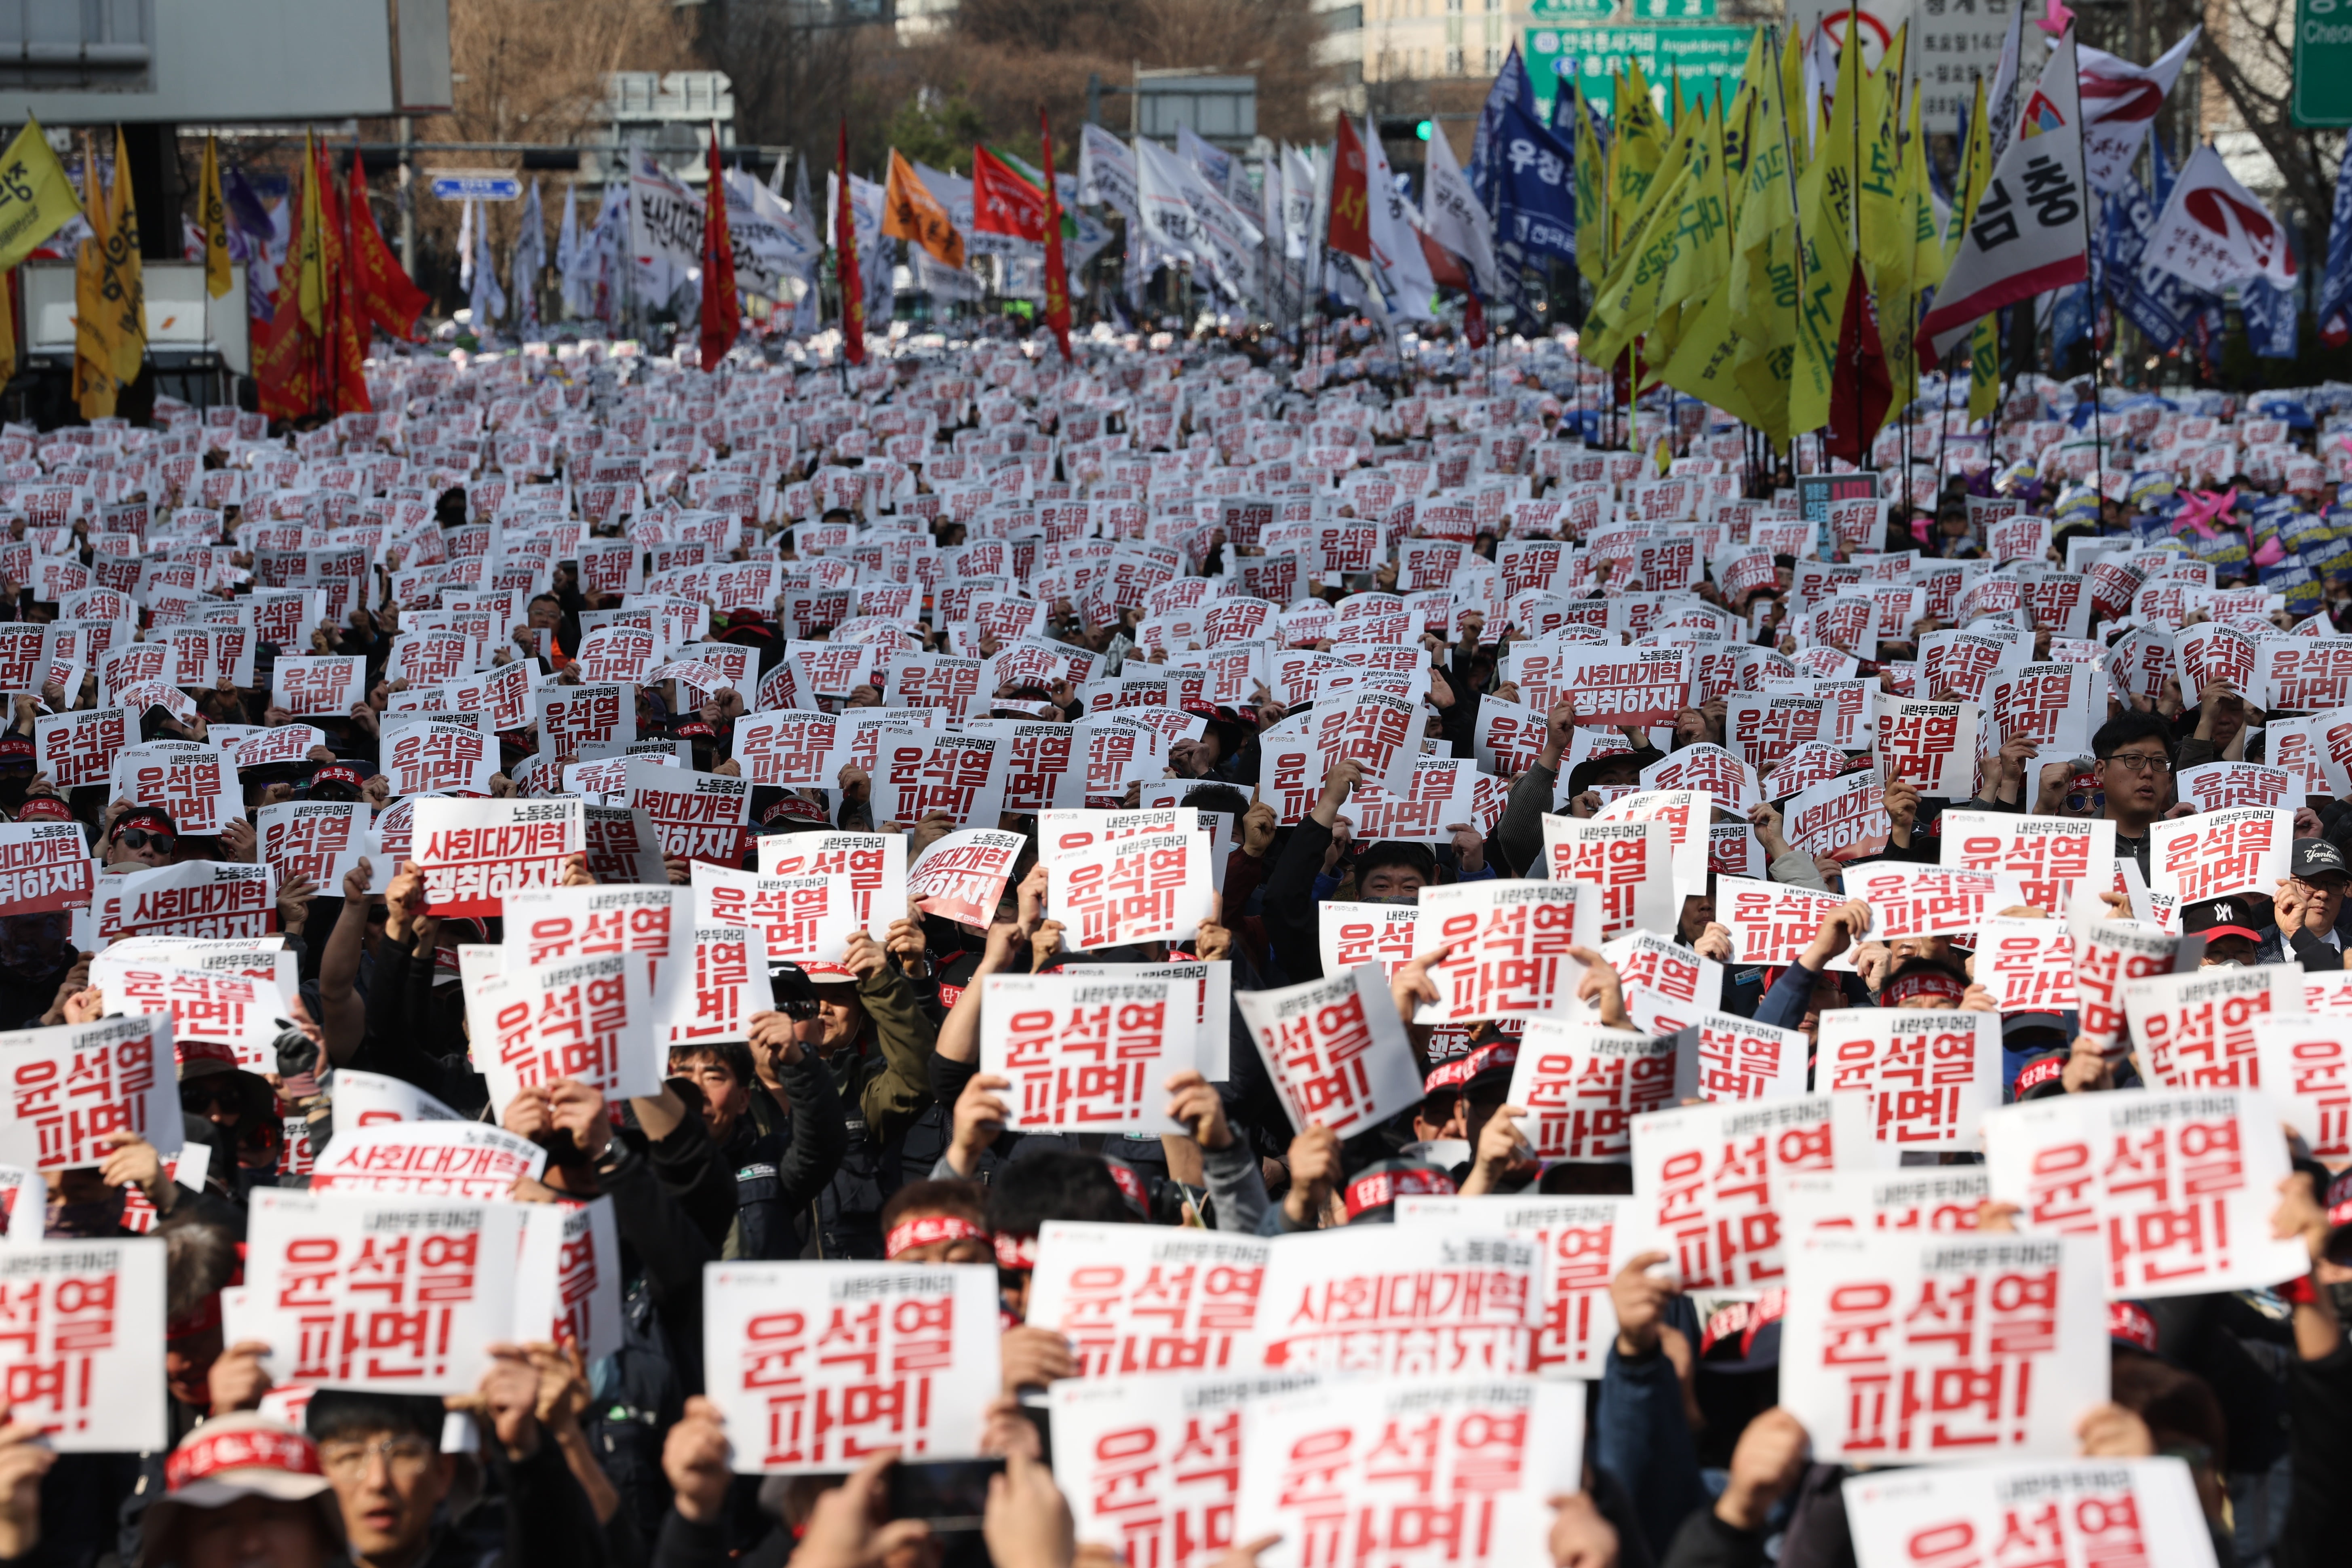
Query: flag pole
2066 25 2107 530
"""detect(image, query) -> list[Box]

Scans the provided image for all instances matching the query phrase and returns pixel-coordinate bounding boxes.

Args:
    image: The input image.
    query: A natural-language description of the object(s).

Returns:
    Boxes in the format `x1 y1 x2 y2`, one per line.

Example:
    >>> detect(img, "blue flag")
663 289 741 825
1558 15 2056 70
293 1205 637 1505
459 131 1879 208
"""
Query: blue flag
2241 274 2299 360
1469 44 1537 216
1493 89 1578 271
2322 129 2352 346
2107 145 2219 353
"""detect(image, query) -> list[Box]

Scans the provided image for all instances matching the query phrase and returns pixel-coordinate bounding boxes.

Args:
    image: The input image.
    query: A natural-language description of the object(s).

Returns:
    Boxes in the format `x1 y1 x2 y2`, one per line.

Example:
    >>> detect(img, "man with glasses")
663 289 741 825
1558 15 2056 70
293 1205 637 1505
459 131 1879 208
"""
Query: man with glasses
105 805 178 870
2258 839 2352 971
2090 712 2177 882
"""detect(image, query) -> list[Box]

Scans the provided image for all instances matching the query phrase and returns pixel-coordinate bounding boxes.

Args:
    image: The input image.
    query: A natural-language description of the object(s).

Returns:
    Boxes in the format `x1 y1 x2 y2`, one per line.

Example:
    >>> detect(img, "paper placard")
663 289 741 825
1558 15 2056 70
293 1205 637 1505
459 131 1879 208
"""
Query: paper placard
1842 1459 2214 1568
980 974 1195 1132
1236 965 1425 1138
1248 1226 1537 1375
1817 1010 2003 1152
1503 1018 1674 1162
0 1240 167 1450
410 798 584 917
906 827 1027 927
309 1121 549 1200
1026 1222 1270 1374
1413 881 1600 1024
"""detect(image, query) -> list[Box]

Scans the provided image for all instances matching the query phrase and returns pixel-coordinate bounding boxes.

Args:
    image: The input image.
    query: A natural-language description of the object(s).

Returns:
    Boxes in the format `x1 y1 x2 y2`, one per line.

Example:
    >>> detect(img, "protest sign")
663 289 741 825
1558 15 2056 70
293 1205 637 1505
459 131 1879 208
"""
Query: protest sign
1781 1232 2108 1461
114 742 230 837
1315 902 1423 979
1058 960 1231 1078
1874 698 1981 799
690 864 857 965
2177 761 2293 811
85 957 282 1071
1236 965 1425 1138
1504 1020 1675 1161
1986 663 2097 755
511 1196 626 1364
1591 789 1708 895
1974 917 2079 1013
2123 963 2301 1089
731 710 842 788
906 828 1027 927
236 1187 527 1393
270 655 364 718
1939 813 2114 918
1983 1088 2309 1298
625 761 748 865
873 732 1010 827
384 723 499 798
501 884 689 1022
1233 1378 1580 1568
1540 818 1672 943
1726 694 1826 773
1673 1012 1812 1104
1848 864 2024 941
411 798 584 916
702 1261 1000 1470
1550 647 1692 725
1817 1010 2003 1152
331 1070 462 1127
1640 743 1759 810
471 951 663 1112
1627 1096 1877 1290
0 1240 166 1450
1395 1195 1632 1377
1026 1223 1269 1374
255 802 371 890
1783 770 1893 862
1250 1226 1537 1374
1413 882 1599 1024
0 822 92 914
1049 830 1213 950
533 683 634 761
2149 806 2292 906
0 1013 180 1170
980 974 1195 1131
1777 1168 1989 1236
664 924 767 1046
581 805 666 886
2249 1016 2352 1162
91 860 274 944
309 1121 549 1200
1714 876 1854 967
34 706 129 790
1842 1459 2212 1568
756 832 909 932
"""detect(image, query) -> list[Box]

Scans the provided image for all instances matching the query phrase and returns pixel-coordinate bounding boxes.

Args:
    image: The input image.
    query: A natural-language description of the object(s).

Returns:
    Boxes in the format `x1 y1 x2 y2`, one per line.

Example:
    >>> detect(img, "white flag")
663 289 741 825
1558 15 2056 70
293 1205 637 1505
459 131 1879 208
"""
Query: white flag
1919 27 2089 369
1135 136 1204 264
1363 115 1436 322
1423 120 1499 298
2143 142 2299 292
2078 29 2200 194
630 150 702 307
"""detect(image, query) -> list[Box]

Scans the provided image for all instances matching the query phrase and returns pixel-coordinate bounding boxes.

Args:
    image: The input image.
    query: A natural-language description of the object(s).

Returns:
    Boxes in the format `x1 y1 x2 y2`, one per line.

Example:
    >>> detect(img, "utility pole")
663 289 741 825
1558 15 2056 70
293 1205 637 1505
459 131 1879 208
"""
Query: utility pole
398 116 416 278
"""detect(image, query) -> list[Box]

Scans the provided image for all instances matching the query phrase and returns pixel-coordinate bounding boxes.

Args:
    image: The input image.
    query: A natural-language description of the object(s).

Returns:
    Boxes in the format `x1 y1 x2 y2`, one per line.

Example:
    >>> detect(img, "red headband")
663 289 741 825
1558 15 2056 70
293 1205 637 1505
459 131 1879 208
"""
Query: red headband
1342 1166 1455 1218
164 1426 323 1492
2015 1056 2067 1095
2108 1300 2159 1353
1882 969 1967 1007
886 1214 987 1258
993 1231 1038 1271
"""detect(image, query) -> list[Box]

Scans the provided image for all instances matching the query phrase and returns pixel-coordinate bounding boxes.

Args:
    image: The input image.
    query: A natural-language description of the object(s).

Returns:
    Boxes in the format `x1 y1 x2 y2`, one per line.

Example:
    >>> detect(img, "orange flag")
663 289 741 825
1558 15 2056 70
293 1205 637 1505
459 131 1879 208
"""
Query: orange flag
836 120 864 367
882 150 964 270
1039 113 1071 363
699 131 740 370
316 139 368 414
254 172 314 422
1329 112 1372 261
347 150 428 340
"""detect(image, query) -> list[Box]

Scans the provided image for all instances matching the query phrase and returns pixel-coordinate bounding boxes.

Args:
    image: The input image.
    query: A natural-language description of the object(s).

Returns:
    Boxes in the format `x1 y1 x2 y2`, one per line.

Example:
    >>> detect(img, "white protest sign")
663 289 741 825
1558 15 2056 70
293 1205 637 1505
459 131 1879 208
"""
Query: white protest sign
1026 1222 1270 1374
980 974 1195 1132
1843 1459 2215 1568
2123 963 2302 1090
2249 1015 2352 1163
1673 1012 1812 1104
410 798 584 917
0 1240 166 1450
2149 807 2293 906
1503 1019 1675 1162
1235 965 1425 1138
1413 881 1599 1024
1540 818 1673 942
1249 1225 1537 1374
309 1121 549 1200
1817 1010 2003 1153
0 1014 180 1169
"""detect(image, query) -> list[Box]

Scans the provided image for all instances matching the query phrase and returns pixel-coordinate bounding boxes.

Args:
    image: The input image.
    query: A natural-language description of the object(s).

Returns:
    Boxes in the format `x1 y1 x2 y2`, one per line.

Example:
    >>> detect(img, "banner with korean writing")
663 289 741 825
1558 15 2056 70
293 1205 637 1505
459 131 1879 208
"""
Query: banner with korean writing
309 1121 549 1201
0 821 93 914
1049 830 1213 950
1673 1012 1811 1104
0 1239 166 1450
757 832 909 933
1394 1195 1632 1378
1628 1096 1879 1291
1781 1232 2108 1462
626 761 748 865
85 957 281 1071
1236 965 1425 1138
270 655 365 718
1591 789 1708 896
2122 963 2300 1089
980 974 1195 1132
874 733 1010 828
1983 1089 2308 1299
34 706 129 790
113 742 230 837
411 798 584 917
533 683 635 761
1842 1458 2213 1568
1232 1378 1580 1568
1726 694 1827 773
1784 770 1893 863
906 828 1027 927
731 710 842 788
702 1261 1001 1471
2250 1016 2352 1163
690 864 857 966
0 1014 180 1169
1973 916 2078 1013
1715 876 1855 967
1249 1226 1537 1375
1939 813 2114 919
256 801 372 890
1849 864 2025 941
1026 1222 1269 1374
1315 902 1422 980
2149 806 2292 906
1818 1010 2002 1153
1504 1019 1674 1163
2176 761 2293 812
385 723 498 798
1540 818 1672 942
1051 1372 1324 1568
470 950 663 1113
91 859 274 945
663 923 768 1047
234 1187 527 1393
1552 647 1692 725
502 883 689 1022
1874 697 1981 799
1779 1168 1989 1237
1987 662 2098 756
510 1196 626 1364
1413 881 1600 1024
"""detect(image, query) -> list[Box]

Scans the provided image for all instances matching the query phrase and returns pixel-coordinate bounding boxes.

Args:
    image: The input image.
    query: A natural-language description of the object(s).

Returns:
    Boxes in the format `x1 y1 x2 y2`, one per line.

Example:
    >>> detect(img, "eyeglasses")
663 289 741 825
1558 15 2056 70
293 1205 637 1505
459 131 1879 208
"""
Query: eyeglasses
2101 752 2171 774
116 828 175 851
319 1436 437 1476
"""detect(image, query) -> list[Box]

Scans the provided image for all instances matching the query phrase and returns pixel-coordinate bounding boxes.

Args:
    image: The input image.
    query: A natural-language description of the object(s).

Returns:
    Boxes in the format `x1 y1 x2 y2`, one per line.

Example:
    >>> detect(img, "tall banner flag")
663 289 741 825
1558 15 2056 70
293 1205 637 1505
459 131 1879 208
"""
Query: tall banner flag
1919 27 2089 370
0 116 79 273
699 130 740 369
2142 143 2299 293
1423 109 1499 298
882 150 965 269
199 135 232 297
972 145 1047 243
1039 113 1073 362
103 125 144 388
2323 131 2352 345
74 133 118 419
835 120 865 365
2077 30 2199 194
348 152 429 340
511 178 544 341
1329 112 1372 261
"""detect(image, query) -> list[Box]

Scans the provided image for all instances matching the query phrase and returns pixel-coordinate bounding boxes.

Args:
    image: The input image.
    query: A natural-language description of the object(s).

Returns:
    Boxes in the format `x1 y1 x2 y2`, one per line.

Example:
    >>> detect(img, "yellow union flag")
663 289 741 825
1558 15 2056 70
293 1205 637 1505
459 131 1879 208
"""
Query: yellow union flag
200 134 232 298
0 116 80 273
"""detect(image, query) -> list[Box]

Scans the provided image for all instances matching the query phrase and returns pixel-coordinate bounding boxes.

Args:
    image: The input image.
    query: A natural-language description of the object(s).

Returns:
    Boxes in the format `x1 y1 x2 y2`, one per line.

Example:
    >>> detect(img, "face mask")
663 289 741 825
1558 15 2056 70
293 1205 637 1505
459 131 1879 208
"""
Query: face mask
45 1191 124 1237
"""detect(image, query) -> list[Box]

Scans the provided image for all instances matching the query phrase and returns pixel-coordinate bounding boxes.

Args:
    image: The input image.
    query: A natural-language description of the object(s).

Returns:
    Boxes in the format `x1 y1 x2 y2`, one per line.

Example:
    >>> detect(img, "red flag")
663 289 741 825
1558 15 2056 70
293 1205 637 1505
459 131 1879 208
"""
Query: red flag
315 140 368 415
972 145 1047 242
836 120 864 367
1039 115 1071 363
1823 256 1892 464
699 130 741 371
255 173 313 422
1329 112 1372 261
346 152 428 341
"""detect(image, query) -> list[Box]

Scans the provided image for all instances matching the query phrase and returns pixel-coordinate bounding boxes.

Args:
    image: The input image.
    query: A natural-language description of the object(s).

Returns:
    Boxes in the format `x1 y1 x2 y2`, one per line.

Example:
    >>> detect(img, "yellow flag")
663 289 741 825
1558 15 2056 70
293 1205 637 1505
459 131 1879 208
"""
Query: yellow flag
1648 101 1730 372
1856 27 1907 297
1575 81 1608 286
200 134 231 298
1789 23 1863 438
1726 25 1802 445
103 126 143 385
0 117 81 274
1880 87 1929 411
74 133 115 420
1587 112 1710 373
1949 75 1991 261
1721 31 1773 229
1612 62 1667 251
296 131 326 335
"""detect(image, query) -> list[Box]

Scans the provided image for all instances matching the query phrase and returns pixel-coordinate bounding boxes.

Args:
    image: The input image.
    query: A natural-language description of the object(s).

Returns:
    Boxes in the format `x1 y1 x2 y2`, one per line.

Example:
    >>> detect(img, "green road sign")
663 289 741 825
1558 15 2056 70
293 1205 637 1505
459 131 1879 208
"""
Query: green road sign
1531 0 1616 18
1633 0 1716 17
2294 0 2352 127
1524 24 1757 120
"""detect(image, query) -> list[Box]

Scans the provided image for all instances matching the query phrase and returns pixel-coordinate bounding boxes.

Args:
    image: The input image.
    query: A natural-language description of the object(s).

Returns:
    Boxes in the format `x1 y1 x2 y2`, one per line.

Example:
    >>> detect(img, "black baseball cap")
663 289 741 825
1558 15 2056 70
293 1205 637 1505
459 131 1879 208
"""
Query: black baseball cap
2181 898 2262 944
2291 838 2350 884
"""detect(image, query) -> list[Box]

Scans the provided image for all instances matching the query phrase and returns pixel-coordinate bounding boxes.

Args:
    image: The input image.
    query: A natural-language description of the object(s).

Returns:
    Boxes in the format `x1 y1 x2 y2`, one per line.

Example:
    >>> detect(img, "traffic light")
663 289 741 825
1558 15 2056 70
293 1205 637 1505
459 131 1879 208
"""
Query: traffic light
1415 119 1433 141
